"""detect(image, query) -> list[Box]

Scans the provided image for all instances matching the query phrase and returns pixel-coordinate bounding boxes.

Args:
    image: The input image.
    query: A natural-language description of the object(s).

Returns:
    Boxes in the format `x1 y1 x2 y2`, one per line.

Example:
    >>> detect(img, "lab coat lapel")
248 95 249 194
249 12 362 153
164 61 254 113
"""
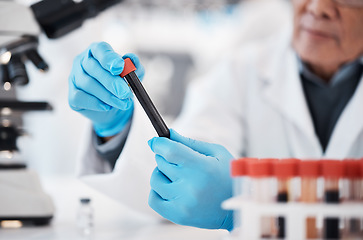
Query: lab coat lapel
259 38 322 158
325 74 363 158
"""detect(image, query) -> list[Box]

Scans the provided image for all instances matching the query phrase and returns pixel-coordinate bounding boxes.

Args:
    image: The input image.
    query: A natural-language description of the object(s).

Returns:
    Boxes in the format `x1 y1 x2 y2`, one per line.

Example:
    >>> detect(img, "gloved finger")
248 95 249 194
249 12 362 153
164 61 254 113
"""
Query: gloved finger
154 155 179 182
72 61 132 111
148 190 185 226
123 53 145 81
150 168 178 201
88 42 125 75
68 77 111 112
148 189 169 212
82 54 132 100
148 190 175 219
148 136 207 166
170 129 232 159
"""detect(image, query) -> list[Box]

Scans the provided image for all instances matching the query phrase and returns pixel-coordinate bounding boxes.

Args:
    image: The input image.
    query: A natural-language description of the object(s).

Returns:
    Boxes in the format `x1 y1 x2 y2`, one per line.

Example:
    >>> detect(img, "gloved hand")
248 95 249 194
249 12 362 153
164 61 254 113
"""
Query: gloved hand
148 129 234 231
68 42 145 137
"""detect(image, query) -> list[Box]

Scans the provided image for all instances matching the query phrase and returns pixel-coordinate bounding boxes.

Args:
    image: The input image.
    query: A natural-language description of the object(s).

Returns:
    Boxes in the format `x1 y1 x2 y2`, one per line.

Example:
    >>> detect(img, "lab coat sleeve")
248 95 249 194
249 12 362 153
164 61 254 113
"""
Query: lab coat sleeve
76 118 132 176
92 121 131 169
75 124 112 176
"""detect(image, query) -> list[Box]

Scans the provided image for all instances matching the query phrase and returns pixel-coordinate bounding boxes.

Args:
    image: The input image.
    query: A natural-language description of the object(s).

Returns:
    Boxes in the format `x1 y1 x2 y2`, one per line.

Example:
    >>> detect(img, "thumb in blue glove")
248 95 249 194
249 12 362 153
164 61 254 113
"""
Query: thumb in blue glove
68 42 145 137
148 129 234 231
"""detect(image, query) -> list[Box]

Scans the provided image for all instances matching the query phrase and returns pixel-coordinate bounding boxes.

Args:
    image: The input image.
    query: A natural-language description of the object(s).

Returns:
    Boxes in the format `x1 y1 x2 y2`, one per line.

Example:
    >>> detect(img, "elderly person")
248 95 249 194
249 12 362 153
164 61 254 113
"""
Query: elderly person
68 0 363 233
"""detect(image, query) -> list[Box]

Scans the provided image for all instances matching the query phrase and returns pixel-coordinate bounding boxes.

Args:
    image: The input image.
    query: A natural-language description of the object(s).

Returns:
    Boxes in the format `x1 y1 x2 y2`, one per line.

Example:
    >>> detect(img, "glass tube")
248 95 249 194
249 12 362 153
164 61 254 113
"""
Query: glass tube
277 178 288 239
248 159 276 238
324 177 340 239
342 160 363 239
251 177 275 238
231 158 253 232
301 177 319 239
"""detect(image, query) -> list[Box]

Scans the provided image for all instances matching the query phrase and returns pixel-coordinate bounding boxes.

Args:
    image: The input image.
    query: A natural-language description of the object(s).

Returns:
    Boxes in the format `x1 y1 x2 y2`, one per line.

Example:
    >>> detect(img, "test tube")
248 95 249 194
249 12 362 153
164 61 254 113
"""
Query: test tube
341 160 363 239
299 160 321 239
273 158 299 239
247 158 276 238
231 158 255 231
120 58 170 138
322 160 344 240
231 158 255 197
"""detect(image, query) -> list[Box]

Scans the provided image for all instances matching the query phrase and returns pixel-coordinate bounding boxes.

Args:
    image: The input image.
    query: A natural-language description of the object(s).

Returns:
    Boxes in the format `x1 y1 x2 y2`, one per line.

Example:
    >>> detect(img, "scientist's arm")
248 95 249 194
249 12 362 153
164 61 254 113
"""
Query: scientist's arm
148 129 234 231
69 42 145 171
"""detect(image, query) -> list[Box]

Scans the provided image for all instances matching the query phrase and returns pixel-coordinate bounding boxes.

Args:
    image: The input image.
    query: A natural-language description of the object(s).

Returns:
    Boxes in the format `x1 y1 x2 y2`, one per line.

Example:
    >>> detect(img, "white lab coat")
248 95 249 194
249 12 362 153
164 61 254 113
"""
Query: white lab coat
77 29 363 219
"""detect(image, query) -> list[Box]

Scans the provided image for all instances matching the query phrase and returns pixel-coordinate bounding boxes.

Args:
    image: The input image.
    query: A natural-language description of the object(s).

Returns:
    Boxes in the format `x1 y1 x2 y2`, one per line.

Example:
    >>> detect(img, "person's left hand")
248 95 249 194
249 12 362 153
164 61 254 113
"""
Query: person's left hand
147 129 234 231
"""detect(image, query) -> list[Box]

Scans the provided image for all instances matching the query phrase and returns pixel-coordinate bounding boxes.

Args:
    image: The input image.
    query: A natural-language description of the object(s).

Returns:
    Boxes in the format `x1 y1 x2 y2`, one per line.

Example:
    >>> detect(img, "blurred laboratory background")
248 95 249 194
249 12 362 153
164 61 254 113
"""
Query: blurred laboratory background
0 0 292 238
9 0 292 176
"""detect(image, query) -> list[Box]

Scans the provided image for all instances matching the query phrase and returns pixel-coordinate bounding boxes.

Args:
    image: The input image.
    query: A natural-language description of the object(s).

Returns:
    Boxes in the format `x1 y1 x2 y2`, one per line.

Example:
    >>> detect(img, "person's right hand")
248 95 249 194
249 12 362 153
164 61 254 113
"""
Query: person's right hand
68 42 145 137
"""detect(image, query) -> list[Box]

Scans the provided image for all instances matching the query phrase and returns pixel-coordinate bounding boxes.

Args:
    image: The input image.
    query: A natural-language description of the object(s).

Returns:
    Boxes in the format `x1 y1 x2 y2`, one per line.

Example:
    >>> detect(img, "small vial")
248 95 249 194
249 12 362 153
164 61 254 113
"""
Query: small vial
273 158 299 239
299 160 321 239
341 160 363 239
322 160 344 240
77 198 94 236
231 158 255 231
247 158 277 238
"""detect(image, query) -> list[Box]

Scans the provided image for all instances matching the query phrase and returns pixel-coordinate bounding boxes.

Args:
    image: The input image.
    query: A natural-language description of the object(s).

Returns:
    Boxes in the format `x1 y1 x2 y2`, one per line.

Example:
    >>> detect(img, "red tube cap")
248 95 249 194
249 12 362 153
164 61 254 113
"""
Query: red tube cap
321 160 344 178
344 159 361 178
273 158 299 178
231 158 257 177
247 158 276 177
299 160 321 177
120 58 137 78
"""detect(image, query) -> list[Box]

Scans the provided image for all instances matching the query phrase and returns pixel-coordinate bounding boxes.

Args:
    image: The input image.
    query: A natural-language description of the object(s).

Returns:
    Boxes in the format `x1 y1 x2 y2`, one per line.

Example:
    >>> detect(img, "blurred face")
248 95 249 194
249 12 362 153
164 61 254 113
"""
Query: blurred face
292 0 363 80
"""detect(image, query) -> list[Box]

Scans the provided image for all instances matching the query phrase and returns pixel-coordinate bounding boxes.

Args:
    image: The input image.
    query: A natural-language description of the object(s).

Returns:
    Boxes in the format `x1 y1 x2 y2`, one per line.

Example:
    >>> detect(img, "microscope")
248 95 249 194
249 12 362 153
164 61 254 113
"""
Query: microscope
0 0 122 226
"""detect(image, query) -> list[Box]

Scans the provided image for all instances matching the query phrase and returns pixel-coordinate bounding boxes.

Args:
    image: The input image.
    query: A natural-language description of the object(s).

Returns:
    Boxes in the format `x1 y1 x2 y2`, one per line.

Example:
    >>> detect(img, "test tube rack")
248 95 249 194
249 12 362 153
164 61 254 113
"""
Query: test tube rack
222 196 363 240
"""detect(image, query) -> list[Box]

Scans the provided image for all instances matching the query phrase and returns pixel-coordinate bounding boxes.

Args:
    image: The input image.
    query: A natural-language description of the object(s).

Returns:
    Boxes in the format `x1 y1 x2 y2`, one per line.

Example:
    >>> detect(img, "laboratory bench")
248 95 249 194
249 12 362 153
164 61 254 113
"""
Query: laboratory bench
0 176 227 240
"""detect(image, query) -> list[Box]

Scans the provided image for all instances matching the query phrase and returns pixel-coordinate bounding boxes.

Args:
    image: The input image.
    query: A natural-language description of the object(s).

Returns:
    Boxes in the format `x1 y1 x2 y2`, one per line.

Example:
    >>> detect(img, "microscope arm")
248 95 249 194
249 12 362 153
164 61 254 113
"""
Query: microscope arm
31 0 123 39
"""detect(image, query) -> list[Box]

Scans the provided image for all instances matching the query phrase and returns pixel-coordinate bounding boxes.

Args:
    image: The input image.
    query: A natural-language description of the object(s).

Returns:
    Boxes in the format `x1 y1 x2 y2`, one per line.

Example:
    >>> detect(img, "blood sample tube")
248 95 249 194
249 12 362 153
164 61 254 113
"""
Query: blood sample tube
342 160 363 239
322 160 344 240
231 158 255 231
299 160 321 239
247 158 276 238
273 158 299 239
120 58 170 138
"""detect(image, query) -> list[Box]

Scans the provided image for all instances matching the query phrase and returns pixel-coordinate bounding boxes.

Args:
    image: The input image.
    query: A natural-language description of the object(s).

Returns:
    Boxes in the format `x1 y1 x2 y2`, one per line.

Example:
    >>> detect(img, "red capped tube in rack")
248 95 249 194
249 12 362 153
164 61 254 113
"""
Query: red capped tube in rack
342 159 363 239
231 158 257 231
343 159 361 201
273 159 299 239
231 158 256 197
247 159 276 239
299 160 321 239
321 160 344 240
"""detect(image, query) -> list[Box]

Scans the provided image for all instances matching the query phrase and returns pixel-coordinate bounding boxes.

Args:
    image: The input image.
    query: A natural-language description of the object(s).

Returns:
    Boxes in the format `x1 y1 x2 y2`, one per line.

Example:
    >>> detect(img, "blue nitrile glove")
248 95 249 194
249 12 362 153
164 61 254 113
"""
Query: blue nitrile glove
68 42 145 137
147 129 234 231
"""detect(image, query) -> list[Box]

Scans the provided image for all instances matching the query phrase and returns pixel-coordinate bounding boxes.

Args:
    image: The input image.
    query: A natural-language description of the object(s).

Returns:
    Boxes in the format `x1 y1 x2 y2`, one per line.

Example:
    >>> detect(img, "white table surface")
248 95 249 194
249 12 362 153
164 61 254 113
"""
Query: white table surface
0 176 228 240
